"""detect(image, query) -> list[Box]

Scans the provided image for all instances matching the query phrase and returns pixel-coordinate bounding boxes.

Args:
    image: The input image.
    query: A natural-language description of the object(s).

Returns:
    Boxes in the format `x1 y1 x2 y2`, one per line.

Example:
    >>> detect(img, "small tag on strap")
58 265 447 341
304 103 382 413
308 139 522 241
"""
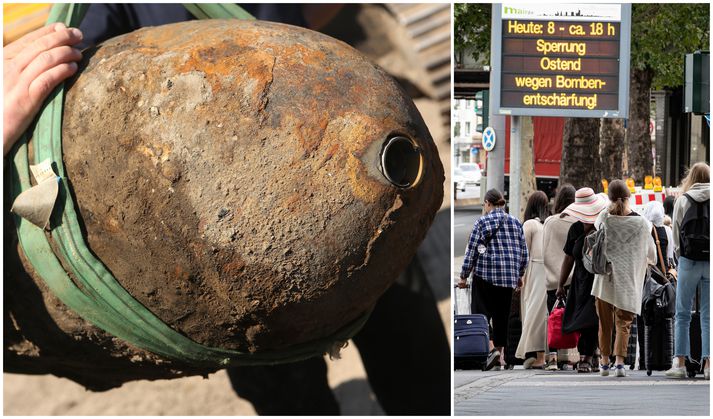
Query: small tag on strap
11 159 60 230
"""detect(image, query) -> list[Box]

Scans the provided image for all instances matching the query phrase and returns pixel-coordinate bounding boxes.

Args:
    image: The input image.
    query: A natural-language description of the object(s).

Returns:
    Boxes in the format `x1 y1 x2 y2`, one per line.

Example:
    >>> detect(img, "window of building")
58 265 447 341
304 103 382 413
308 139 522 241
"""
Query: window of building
465 121 471 136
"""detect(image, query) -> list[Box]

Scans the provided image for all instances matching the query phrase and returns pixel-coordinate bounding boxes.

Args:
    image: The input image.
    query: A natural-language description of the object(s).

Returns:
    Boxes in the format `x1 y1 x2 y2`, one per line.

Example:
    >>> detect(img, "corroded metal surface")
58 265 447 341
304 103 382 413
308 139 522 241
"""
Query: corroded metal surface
8 18 443 378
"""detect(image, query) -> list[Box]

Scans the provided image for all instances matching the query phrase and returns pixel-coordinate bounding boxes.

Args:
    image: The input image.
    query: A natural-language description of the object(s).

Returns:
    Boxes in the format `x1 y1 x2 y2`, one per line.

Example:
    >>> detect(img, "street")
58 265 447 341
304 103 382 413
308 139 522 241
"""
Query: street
455 367 710 416
453 204 482 258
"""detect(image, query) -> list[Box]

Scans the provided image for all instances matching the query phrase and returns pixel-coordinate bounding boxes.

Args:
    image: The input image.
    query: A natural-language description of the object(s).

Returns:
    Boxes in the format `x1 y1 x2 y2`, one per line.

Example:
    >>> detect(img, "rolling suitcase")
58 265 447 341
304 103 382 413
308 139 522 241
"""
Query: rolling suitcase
454 314 490 370
641 278 675 375
505 288 524 368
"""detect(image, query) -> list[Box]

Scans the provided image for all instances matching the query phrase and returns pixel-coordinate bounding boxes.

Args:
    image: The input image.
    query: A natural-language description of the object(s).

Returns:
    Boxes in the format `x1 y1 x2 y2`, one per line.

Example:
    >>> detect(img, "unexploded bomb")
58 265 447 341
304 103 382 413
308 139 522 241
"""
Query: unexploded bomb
5 19 444 389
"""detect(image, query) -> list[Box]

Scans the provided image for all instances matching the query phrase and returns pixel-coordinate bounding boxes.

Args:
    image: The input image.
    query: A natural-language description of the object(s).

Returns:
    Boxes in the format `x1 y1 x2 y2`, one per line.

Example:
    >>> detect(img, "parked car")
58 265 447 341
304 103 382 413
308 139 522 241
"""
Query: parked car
453 167 467 192
458 163 481 188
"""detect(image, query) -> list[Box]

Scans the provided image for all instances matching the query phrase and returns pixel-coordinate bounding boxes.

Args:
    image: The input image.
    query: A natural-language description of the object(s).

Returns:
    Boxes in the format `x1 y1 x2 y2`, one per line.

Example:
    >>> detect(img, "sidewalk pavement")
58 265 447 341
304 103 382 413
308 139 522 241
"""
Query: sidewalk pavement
455 367 710 416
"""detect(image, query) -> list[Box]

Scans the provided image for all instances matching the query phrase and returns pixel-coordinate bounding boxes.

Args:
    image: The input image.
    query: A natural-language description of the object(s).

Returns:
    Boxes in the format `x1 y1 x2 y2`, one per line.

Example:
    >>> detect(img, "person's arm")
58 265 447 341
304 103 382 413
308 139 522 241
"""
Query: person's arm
518 222 529 280
519 220 534 288
4 23 84 156
557 223 577 298
671 196 685 257
556 255 575 298
645 224 657 265
458 221 481 287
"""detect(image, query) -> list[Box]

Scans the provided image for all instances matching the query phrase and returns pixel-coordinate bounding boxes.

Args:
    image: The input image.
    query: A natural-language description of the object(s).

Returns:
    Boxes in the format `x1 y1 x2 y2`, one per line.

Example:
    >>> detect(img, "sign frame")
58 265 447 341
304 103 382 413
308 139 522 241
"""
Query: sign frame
483 127 497 151
491 3 631 118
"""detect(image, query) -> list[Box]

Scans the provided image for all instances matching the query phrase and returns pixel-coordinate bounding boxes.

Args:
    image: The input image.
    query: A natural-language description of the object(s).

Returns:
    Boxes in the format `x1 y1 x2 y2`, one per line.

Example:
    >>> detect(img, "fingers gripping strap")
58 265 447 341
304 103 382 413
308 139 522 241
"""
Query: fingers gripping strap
9 3 371 367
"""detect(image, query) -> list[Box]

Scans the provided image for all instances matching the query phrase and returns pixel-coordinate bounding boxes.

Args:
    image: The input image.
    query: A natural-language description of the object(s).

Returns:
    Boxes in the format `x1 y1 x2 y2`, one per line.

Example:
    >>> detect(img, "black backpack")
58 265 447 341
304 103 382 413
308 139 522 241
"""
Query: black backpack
679 194 710 261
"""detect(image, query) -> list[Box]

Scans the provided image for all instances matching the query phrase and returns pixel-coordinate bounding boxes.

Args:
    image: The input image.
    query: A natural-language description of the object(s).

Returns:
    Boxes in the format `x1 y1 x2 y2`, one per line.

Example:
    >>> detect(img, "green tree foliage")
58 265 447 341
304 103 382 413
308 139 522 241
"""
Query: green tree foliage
631 3 710 89
454 3 491 64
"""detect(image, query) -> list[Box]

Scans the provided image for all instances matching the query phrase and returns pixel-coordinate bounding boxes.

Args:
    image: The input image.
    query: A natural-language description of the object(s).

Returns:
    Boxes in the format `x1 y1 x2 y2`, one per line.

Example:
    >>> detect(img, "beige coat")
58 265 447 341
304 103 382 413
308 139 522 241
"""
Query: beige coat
516 218 548 357
542 213 576 290
591 211 656 315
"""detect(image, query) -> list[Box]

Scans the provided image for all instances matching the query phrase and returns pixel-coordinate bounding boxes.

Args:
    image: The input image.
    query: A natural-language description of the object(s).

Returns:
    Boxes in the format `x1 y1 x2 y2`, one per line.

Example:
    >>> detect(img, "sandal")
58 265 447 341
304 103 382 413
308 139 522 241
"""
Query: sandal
577 361 592 373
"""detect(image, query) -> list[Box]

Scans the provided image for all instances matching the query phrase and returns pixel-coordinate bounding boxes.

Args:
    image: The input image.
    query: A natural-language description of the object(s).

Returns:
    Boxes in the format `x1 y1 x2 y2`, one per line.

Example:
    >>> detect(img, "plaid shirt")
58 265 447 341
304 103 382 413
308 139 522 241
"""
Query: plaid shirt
460 208 529 288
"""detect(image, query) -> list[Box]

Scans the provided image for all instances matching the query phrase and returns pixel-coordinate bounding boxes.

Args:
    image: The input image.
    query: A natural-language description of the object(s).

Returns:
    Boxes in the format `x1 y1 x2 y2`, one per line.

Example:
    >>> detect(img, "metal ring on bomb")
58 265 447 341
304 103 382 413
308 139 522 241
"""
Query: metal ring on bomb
380 135 423 188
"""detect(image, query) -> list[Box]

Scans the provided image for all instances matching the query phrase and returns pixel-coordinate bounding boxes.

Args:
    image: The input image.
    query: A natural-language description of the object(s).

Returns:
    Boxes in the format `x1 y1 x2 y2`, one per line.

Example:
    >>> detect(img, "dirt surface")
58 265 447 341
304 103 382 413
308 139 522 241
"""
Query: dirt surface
4 295 448 416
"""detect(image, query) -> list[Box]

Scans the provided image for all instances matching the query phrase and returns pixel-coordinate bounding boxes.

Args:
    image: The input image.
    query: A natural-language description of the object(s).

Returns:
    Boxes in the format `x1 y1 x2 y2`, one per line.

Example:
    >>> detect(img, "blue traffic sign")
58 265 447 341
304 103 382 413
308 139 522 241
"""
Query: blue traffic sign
483 127 496 152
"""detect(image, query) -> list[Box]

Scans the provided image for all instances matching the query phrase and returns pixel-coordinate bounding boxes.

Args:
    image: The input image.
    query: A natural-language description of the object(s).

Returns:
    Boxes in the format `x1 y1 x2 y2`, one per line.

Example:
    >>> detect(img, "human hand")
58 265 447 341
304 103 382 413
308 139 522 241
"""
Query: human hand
4 23 83 156
555 285 566 299
457 277 468 289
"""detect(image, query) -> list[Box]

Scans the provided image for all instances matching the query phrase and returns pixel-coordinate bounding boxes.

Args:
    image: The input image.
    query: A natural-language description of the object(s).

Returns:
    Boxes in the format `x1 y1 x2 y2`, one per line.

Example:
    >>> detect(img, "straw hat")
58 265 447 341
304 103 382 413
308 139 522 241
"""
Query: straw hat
561 187 608 224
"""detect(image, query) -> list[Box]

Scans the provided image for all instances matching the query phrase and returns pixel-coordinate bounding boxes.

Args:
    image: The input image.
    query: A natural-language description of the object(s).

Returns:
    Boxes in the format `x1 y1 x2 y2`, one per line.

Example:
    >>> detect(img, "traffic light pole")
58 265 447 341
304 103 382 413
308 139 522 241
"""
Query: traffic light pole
486 7 506 198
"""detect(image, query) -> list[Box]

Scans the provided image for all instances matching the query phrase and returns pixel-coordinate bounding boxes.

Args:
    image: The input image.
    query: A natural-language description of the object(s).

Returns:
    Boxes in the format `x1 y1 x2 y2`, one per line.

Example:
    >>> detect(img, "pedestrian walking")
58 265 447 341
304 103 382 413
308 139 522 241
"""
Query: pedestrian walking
459 189 529 371
591 180 656 377
542 183 576 370
665 162 710 380
555 188 609 373
516 191 551 368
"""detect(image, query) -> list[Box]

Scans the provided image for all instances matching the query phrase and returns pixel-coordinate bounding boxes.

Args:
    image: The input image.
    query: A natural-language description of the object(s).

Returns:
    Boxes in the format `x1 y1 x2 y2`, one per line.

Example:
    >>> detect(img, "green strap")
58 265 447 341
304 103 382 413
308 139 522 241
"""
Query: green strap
183 3 255 20
9 3 370 367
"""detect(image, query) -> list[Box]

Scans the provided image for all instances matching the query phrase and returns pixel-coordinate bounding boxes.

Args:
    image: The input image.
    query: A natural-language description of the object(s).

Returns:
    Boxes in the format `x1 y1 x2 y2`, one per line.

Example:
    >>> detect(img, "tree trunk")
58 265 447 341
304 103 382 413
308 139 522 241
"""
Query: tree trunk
626 67 654 183
560 118 602 191
518 117 537 220
599 118 625 181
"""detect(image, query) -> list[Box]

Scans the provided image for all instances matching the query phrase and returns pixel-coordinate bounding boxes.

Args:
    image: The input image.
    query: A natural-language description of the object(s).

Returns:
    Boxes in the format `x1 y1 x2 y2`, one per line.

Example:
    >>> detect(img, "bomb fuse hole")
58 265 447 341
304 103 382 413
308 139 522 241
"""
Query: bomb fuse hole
380 136 422 188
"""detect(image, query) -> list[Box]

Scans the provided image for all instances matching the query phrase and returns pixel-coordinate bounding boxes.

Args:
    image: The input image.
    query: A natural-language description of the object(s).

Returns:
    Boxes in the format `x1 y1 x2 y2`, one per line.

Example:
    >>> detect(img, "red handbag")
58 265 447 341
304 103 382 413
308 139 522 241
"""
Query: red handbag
547 298 580 349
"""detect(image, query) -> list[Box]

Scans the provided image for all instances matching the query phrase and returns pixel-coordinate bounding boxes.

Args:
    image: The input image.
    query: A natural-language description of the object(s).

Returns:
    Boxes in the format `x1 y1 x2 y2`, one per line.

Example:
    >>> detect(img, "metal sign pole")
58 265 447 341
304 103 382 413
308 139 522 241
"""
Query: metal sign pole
509 115 521 217
487 4 506 195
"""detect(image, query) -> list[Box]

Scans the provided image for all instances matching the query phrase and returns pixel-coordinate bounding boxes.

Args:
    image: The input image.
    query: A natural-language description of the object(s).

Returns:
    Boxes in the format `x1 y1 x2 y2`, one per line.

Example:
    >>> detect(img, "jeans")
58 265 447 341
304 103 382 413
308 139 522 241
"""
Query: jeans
673 257 710 360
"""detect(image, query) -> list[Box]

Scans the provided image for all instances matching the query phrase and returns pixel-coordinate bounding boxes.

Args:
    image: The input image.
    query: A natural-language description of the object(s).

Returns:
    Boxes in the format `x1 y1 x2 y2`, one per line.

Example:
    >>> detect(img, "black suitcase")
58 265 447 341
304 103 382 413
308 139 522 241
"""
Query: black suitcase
454 314 490 370
686 284 703 378
644 311 674 375
641 278 676 374
505 288 524 368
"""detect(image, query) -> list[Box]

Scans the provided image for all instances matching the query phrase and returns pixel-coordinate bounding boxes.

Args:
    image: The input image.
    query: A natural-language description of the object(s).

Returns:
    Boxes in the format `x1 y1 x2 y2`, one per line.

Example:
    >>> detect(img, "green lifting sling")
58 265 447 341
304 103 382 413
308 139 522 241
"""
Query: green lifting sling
8 3 371 367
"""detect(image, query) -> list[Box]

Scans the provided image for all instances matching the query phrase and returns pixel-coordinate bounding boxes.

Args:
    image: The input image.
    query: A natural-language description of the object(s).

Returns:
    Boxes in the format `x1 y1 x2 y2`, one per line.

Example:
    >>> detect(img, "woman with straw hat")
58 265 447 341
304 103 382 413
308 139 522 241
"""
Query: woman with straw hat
555 187 609 373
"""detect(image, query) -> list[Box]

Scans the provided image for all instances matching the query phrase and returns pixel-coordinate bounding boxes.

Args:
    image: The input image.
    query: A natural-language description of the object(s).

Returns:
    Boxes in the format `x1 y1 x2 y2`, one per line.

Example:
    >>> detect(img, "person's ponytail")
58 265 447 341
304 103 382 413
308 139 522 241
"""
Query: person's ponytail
607 180 630 216
609 197 627 216
484 189 506 207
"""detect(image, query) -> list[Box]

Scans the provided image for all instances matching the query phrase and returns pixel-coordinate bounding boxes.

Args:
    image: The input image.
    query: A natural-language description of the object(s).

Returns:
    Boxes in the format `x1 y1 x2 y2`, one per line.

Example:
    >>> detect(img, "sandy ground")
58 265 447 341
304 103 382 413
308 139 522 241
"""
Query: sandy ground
4 299 450 415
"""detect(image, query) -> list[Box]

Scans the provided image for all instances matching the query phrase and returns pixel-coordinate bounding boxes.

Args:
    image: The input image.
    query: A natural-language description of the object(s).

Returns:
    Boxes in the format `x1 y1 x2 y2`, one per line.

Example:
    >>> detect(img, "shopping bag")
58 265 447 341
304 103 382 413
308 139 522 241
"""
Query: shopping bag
547 298 580 349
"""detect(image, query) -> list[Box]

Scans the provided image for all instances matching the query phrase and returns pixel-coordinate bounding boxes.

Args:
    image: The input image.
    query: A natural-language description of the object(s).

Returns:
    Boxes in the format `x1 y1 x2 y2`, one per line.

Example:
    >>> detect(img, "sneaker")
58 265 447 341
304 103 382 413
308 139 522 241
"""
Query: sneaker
704 368 710 380
545 360 558 371
600 364 610 376
615 364 626 377
484 350 501 371
665 366 686 379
